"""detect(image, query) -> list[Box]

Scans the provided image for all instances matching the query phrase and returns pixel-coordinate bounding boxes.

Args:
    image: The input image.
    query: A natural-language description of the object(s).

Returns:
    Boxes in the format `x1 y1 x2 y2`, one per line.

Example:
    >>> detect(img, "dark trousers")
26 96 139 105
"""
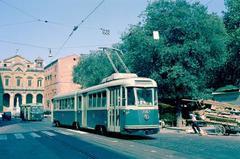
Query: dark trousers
192 122 201 134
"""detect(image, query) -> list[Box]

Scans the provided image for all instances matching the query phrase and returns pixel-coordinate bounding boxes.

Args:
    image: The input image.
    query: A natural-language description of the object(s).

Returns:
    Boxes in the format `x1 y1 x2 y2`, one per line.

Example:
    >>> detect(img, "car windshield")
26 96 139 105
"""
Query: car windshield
136 88 153 106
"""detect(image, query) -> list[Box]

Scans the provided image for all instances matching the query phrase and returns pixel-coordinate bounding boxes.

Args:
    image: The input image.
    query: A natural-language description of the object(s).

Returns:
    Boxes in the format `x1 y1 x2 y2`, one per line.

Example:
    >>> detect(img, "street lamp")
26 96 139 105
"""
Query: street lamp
153 31 160 40
48 48 52 57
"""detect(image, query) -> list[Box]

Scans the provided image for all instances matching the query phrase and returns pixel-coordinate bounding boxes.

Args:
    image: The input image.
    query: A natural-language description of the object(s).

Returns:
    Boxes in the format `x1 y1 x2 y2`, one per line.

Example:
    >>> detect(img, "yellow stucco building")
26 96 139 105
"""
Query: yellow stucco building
0 55 44 115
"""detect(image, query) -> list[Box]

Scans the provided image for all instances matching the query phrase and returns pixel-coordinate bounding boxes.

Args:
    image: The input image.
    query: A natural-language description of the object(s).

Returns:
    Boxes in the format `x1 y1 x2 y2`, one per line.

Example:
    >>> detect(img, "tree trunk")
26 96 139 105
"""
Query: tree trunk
176 102 183 127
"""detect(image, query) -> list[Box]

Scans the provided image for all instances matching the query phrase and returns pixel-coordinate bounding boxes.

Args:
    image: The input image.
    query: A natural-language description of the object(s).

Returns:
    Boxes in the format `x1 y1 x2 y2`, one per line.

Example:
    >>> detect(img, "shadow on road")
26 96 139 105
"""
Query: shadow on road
56 124 156 140
0 117 21 127
105 133 156 140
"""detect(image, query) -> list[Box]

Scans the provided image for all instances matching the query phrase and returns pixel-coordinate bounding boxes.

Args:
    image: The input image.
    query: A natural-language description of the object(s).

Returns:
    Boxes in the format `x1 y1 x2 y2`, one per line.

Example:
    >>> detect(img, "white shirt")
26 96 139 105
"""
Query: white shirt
189 114 197 121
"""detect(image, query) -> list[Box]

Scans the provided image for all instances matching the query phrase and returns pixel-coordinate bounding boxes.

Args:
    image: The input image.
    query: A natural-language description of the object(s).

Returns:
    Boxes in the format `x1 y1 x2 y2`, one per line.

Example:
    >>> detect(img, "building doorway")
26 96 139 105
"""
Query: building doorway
14 94 22 107
3 93 10 107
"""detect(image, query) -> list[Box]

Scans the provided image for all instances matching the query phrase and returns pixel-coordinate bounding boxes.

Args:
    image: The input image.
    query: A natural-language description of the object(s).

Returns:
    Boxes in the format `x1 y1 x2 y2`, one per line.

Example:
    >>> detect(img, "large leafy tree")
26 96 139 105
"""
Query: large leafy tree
120 0 228 100
73 49 130 88
219 0 240 86
73 51 114 87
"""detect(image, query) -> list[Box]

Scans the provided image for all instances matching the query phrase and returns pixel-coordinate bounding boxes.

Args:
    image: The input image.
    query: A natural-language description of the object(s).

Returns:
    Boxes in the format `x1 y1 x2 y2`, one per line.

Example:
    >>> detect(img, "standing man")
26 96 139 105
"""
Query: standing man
189 112 201 134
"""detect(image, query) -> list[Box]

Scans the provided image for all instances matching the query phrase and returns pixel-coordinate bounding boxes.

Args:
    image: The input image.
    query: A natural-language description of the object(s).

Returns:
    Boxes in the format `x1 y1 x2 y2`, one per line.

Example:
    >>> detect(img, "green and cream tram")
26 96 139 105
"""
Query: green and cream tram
20 103 44 121
52 73 159 135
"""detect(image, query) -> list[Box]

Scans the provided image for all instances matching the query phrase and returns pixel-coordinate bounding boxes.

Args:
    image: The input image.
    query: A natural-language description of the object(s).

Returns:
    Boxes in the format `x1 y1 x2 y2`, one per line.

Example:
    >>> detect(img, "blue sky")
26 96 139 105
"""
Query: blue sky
0 0 225 65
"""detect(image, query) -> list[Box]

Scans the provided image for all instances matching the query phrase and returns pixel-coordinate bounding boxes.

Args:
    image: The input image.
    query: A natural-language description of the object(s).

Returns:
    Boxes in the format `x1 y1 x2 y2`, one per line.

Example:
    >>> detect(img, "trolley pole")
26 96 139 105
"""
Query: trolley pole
99 47 130 73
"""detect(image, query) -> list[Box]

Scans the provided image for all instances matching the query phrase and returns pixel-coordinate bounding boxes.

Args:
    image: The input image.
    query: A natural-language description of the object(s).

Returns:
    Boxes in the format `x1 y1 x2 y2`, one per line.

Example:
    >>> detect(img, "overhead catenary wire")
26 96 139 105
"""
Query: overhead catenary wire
53 0 105 59
0 0 39 21
0 20 39 28
0 0 115 60
0 0 72 28
0 39 51 49
0 39 114 50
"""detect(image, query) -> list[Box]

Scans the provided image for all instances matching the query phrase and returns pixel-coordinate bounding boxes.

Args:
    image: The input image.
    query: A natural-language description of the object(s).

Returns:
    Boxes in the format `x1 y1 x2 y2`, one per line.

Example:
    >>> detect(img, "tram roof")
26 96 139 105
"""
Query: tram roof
53 75 157 99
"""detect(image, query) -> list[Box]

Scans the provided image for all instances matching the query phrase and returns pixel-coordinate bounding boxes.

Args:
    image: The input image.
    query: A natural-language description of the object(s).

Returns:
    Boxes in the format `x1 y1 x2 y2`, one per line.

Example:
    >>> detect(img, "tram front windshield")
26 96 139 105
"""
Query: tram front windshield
127 87 157 106
136 88 153 106
31 107 43 114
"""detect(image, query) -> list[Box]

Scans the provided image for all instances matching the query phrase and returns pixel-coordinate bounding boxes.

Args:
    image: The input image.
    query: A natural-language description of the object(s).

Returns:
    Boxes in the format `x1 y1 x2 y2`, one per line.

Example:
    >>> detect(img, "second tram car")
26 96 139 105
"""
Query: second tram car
52 73 159 135
20 103 44 121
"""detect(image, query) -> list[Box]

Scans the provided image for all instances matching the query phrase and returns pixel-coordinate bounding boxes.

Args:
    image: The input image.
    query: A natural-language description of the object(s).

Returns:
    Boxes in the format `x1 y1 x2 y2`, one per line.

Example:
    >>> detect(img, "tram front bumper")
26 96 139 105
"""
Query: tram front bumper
123 125 159 135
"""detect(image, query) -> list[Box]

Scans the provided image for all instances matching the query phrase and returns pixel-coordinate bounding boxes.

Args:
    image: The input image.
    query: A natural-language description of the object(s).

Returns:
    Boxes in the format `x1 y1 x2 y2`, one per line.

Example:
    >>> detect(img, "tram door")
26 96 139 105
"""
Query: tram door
108 87 121 132
82 94 88 128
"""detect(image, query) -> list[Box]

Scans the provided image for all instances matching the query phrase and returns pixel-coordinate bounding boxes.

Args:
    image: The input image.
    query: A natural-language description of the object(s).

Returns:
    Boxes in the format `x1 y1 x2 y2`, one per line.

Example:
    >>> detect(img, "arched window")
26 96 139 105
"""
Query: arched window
26 94 33 104
36 94 43 104
3 93 10 107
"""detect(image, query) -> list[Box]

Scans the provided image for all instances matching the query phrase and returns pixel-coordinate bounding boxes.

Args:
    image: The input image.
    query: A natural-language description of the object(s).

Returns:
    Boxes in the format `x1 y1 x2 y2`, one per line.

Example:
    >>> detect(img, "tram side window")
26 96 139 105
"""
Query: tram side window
122 87 126 106
57 100 60 110
154 88 158 105
67 98 70 109
70 98 74 109
117 89 121 106
60 99 63 109
63 99 67 109
78 96 82 109
102 91 107 107
97 92 101 107
56 100 60 110
53 100 57 110
127 88 135 106
60 100 63 109
89 94 93 107
93 94 97 107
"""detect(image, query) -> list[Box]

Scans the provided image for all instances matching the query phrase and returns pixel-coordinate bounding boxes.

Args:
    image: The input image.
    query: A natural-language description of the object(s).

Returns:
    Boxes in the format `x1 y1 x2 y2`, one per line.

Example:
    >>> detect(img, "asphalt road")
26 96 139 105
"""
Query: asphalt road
0 118 130 159
0 118 239 159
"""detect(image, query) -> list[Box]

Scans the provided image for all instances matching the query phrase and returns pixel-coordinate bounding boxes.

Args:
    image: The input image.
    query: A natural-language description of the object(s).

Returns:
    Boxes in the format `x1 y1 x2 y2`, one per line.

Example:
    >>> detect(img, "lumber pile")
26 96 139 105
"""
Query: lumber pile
196 100 240 126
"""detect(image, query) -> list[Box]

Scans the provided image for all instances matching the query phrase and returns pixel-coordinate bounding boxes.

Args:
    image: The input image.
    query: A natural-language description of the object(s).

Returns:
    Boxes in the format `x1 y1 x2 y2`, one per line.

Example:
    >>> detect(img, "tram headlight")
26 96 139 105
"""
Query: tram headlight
144 114 150 120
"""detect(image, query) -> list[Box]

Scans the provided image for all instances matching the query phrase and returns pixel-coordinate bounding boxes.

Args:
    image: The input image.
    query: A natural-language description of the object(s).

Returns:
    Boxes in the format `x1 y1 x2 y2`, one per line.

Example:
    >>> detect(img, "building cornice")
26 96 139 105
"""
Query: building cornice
4 88 44 92
0 68 12 71
26 69 44 72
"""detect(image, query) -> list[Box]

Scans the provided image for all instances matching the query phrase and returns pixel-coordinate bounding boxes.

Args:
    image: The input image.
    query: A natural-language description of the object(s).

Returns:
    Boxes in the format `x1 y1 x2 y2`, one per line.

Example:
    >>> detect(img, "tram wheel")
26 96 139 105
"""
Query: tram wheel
96 126 106 135
73 122 80 130
55 121 60 127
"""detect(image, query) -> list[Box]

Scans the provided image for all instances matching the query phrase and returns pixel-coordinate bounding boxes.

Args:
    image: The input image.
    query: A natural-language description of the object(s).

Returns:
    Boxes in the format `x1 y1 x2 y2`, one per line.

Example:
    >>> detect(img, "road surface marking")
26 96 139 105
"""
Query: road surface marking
66 129 88 134
54 130 73 136
14 133 24 139
42 131 56 136
0 135 7 140
30 132 41 138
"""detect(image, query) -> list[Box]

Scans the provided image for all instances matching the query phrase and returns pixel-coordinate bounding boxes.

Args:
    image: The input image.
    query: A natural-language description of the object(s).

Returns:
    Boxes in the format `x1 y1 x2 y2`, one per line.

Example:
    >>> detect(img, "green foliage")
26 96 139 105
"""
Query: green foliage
120 0 228 100
219 0 240 86
161 112 176 123
73 51 114 87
